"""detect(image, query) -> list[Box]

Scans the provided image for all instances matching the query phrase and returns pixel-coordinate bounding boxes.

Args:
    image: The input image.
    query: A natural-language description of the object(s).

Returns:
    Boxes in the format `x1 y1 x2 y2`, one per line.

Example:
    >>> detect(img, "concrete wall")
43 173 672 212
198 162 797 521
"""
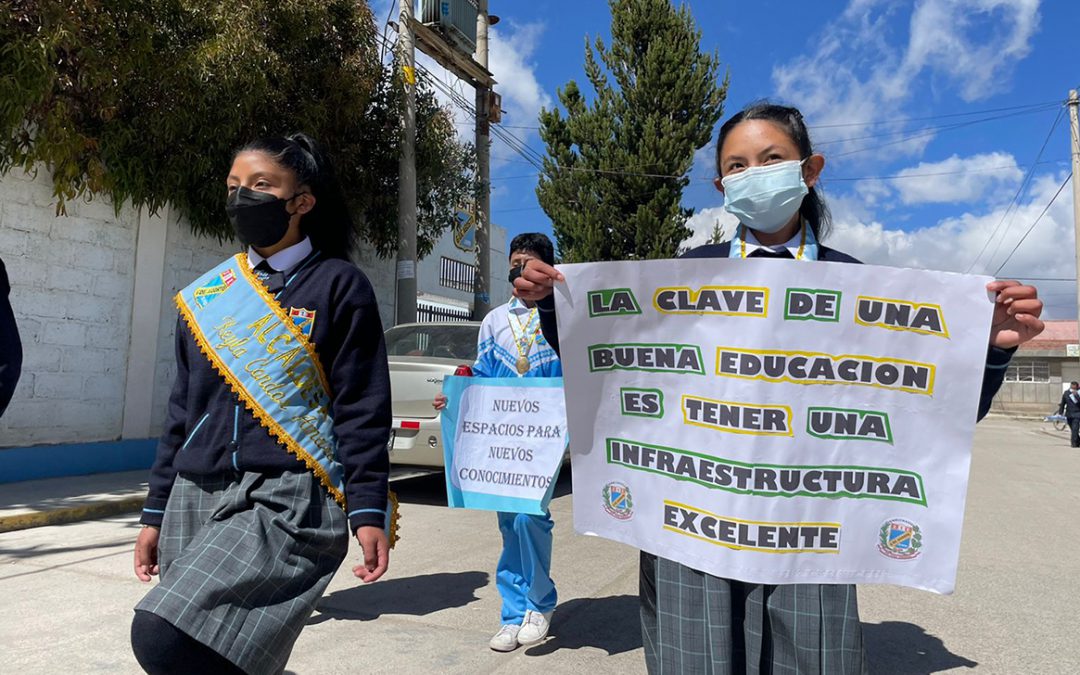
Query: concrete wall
0 167 398 453
0 169 140 445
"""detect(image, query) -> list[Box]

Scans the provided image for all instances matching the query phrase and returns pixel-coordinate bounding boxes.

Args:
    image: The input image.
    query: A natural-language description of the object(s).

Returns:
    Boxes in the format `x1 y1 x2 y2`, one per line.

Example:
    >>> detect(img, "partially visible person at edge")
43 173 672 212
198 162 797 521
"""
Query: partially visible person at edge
1057 380 1080 447
131 134 393 675
0 255 21 418
433 233 562 653
513 101 1045 674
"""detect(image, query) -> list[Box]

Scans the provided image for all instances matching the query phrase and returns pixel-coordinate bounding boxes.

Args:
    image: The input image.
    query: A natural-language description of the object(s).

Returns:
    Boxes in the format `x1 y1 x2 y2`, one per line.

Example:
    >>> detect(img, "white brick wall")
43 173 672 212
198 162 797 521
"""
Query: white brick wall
0 169 136 445
149 217 240 432
0 165 428 449
353 246 396 330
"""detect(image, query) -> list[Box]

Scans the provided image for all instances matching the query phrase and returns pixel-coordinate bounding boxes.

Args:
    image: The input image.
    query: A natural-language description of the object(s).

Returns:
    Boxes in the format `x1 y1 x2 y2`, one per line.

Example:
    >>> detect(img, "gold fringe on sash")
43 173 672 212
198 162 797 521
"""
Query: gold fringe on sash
176 254 401 547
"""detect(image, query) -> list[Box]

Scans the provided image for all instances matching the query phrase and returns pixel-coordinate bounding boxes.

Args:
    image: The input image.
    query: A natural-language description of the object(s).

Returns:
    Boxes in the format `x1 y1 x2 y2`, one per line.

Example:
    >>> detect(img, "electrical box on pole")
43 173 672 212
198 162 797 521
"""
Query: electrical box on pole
418 0 479 55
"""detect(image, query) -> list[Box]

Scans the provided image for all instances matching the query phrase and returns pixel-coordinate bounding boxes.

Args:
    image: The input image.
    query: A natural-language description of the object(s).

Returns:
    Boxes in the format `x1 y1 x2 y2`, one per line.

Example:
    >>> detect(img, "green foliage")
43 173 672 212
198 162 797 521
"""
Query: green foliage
0 0 475 257
536 0 727 262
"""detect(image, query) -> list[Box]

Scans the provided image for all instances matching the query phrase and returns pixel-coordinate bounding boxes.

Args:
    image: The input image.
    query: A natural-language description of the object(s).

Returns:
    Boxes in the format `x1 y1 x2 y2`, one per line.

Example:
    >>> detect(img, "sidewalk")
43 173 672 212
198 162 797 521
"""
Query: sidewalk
0 471 147 533
0 464 442 534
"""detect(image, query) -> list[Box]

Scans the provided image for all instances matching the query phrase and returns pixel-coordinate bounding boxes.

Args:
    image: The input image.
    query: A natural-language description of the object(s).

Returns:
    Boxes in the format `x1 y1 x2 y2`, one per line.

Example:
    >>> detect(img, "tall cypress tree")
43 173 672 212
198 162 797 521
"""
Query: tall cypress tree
537 0 727 262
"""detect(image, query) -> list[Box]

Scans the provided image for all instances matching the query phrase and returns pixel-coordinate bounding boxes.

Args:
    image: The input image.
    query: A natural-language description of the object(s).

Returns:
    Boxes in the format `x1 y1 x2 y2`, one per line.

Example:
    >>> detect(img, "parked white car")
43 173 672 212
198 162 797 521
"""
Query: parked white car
384 321 480 468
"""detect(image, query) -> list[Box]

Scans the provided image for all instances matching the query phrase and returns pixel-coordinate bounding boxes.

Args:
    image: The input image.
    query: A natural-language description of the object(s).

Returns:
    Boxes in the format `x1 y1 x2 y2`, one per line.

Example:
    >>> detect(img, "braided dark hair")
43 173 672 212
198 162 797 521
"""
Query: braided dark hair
237 133 355 258
715 102 832 241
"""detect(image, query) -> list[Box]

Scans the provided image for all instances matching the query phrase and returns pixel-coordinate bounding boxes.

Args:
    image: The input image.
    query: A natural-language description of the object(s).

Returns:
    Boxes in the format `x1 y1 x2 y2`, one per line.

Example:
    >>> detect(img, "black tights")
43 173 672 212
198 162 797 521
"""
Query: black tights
131 610 246 675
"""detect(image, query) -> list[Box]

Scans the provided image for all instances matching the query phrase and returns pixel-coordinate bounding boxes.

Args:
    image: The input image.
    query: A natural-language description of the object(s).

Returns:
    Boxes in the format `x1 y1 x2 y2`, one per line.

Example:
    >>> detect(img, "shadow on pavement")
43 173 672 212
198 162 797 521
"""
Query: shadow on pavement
309 571 489 623
0 518 139 559
863 621 977 674
523 594 641 657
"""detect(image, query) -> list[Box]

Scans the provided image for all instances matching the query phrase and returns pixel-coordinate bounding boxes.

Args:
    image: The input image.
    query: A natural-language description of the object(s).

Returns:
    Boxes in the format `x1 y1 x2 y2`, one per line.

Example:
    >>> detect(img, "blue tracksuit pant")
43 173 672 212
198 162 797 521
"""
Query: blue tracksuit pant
496 510 557 624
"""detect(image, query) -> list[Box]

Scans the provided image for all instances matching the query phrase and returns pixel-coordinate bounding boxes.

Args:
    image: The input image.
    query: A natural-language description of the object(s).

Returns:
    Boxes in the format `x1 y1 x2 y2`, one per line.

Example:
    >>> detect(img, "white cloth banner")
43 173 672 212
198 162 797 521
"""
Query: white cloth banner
556 258 995 593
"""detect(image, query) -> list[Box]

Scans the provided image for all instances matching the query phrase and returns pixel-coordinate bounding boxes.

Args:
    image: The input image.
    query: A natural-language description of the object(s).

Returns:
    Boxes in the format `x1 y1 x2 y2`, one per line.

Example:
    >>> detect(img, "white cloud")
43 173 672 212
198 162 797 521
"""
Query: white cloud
826 171 1075 317
851 178 894 209
772 0 1041 158
683 207 740 250
890 152 1023 204
489 22 552 133
902 0 1040 102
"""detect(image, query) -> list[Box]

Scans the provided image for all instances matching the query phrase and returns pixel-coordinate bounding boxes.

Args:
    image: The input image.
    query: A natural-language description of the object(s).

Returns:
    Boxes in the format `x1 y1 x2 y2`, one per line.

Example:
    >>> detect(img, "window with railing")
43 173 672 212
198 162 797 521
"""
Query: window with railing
1004 361 1050 382
440 256 476 292
417 302 472 323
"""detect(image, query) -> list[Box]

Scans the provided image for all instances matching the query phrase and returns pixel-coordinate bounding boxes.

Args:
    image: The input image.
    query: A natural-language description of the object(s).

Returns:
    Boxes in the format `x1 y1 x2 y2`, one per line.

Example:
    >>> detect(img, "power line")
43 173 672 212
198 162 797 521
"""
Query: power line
993 171 1073 276
372 28 549 173
828 104 1063 158
1009 277 1077 281
457 100 1066 133
486 158 1069 184
966 107 1067 273
812 100 1062 130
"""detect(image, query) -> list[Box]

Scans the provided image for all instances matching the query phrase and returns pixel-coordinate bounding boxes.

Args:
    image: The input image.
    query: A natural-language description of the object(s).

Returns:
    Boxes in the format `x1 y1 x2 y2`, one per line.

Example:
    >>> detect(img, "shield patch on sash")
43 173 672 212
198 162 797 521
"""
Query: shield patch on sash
193 269 237 308
289 307 316 338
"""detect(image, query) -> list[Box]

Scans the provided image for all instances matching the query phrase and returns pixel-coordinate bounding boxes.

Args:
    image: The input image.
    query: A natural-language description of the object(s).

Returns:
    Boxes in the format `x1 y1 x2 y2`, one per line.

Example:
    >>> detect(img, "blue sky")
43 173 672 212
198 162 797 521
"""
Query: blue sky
388 0 1079 318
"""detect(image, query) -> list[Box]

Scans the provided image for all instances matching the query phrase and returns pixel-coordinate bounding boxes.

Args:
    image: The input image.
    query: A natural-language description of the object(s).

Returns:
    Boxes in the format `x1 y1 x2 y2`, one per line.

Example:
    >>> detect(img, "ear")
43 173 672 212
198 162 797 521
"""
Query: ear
294 193 316 215
713 177 724 194
803 154 825 189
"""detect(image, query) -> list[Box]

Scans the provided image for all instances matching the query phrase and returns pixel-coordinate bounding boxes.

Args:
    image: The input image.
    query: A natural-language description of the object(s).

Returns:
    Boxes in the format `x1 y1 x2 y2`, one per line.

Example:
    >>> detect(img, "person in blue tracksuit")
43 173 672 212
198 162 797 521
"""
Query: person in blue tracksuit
435 233 562 652
512 102 1045 674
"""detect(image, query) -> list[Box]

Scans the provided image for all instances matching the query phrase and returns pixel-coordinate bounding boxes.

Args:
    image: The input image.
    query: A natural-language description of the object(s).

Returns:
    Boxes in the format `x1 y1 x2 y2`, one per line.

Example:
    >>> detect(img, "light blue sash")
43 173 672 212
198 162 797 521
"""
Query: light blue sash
177 254 347 506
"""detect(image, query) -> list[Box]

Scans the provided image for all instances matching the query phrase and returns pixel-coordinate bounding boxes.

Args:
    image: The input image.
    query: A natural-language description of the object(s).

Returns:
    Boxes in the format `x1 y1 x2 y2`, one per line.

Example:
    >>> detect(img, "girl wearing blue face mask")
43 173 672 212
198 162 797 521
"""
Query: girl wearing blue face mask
516 101 1045 674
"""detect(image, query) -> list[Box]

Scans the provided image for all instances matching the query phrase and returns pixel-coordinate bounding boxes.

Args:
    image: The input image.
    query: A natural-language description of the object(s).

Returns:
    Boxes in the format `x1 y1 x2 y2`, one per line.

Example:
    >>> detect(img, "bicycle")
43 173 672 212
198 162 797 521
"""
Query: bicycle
1044 414 1068 432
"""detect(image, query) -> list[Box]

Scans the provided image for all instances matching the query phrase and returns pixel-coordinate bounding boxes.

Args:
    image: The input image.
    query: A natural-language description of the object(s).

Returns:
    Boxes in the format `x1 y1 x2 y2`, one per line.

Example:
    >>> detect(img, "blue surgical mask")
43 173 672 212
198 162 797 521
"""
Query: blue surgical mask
721 159 808 234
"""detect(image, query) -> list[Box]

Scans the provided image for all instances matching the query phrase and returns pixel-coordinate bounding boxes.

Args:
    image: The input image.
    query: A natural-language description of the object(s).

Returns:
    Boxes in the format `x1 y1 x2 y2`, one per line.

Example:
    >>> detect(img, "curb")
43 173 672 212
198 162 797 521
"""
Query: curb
0 497 144 534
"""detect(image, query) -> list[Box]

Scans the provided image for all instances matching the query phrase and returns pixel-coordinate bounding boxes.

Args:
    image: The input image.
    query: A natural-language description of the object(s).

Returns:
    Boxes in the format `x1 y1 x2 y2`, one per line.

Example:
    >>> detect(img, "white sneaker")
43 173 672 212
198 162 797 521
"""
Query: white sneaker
489 624 521 652
517 610 553 645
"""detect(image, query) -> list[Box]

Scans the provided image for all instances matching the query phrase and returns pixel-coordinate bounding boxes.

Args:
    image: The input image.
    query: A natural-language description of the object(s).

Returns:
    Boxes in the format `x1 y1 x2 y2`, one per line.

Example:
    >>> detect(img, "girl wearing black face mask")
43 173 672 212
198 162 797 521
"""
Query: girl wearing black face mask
131 134 394 675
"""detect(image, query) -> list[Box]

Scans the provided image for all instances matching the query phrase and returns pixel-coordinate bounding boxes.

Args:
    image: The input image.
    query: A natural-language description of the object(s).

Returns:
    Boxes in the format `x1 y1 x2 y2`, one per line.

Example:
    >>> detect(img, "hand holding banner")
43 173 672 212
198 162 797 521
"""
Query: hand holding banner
556 258 994 593
440 376 568 515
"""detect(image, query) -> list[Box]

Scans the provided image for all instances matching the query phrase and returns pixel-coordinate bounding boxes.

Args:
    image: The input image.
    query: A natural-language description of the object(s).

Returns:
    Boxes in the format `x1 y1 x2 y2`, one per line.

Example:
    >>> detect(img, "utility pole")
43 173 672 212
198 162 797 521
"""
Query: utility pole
409 2 497 322
1069 90 1080 362
395 0 418 326
473 0 492 320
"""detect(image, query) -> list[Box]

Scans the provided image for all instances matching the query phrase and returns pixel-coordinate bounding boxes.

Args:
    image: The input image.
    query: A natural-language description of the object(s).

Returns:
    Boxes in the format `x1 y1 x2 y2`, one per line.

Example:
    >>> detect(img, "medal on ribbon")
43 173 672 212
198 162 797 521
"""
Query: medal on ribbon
509 305 540 375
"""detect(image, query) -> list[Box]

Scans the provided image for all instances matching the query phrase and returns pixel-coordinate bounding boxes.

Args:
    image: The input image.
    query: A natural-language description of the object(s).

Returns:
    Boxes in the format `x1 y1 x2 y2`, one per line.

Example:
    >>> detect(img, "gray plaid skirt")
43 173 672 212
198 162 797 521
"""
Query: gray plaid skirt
640 552 868 675
135 471 348 675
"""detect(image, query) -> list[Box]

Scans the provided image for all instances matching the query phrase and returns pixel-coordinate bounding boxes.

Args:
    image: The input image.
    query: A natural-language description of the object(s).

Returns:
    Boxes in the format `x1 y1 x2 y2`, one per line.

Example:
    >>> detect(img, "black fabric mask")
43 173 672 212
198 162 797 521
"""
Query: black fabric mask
508 265 523 285
226 186 296 248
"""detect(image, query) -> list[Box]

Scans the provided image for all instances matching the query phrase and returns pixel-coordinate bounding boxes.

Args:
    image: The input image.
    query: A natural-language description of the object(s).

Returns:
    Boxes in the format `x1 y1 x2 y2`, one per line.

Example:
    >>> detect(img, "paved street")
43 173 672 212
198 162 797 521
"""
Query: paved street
1 417 1077 674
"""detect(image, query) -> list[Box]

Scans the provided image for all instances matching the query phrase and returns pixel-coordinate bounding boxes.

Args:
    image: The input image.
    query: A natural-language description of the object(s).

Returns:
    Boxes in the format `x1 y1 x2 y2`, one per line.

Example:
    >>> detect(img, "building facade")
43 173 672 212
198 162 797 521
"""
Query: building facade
986 320 1078 416
0 167 511 481
416 223 510 322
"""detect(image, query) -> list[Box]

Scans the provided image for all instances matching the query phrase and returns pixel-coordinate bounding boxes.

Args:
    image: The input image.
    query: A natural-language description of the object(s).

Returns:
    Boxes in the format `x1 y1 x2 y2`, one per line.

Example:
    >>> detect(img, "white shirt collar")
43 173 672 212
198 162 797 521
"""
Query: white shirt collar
743 227 804 256
508 296 534 314
247 237 313 273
